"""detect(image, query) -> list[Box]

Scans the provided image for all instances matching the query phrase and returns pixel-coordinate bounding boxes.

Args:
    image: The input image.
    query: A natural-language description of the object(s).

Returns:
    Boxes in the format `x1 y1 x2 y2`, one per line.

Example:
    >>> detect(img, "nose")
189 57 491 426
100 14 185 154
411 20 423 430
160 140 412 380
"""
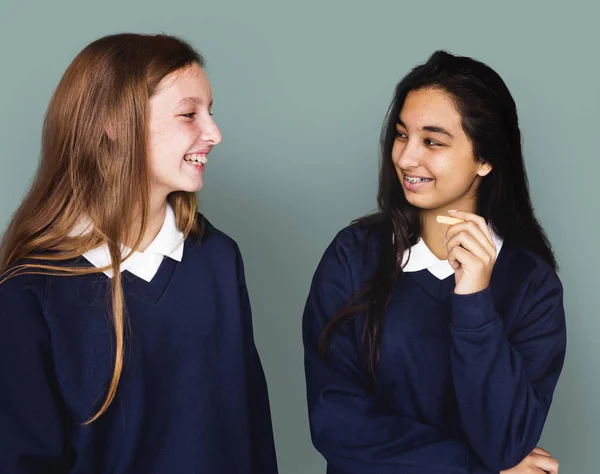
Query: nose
395 138 421 170
200 115 222 145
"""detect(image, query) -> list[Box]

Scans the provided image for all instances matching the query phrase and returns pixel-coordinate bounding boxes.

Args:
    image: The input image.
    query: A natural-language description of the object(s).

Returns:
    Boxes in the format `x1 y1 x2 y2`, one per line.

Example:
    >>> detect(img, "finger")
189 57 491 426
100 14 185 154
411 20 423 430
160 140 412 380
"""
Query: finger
531 453 559 473
445 221 496 260
447 245 460 270
447 210 495 248
447 245 478 270
533 446 551 457
445 219 495 255
446 231 493 265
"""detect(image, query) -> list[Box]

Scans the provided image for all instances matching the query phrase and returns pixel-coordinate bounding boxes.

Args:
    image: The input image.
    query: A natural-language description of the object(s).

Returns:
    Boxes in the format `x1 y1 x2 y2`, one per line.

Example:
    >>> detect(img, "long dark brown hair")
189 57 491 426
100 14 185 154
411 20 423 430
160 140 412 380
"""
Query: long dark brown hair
0 33 205 423
318 50 557 379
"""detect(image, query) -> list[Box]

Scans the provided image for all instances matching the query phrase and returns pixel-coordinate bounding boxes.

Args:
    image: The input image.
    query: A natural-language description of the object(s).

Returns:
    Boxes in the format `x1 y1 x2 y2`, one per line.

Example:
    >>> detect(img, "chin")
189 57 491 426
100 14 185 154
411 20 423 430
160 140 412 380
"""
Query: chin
185 185 204 194
403 194 438 211
403 188 459 212
185 177 205 192
169 181 204 194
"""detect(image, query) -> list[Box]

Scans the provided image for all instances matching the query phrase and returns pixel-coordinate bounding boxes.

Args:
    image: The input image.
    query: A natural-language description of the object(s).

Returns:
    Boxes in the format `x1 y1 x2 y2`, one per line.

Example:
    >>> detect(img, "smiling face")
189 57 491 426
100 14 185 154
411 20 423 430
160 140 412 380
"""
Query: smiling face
145 62 222 201
392 87 492 214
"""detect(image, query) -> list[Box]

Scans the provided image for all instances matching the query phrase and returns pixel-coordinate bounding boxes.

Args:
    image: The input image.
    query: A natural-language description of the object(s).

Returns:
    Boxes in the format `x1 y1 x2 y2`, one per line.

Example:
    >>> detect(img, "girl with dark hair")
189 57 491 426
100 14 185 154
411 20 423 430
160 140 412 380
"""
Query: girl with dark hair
303 51 565 474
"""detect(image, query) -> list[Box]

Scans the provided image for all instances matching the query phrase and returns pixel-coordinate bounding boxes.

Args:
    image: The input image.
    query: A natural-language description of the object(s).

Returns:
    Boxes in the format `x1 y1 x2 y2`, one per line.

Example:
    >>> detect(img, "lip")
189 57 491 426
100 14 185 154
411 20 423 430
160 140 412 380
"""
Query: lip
185 148 212 155
402 173 434 192
184 160 205 172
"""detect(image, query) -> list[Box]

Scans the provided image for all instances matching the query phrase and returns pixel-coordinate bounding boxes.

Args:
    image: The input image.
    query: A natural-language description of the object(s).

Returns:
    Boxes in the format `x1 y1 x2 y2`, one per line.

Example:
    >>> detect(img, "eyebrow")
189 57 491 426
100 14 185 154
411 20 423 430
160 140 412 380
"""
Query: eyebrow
396 119 454 138
176 97 213 108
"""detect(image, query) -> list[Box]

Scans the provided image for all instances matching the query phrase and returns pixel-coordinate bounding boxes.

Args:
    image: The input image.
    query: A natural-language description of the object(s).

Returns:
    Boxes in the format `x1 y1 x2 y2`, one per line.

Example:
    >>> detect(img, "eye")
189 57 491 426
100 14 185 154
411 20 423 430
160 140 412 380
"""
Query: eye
181 112 196 119
424 138 443 147
395 130 408 140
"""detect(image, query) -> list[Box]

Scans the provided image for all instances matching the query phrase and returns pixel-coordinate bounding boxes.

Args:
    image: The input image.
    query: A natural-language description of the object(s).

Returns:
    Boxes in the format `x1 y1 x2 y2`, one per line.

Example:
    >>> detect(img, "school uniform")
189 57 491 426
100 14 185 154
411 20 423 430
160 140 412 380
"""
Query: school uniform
0 205 278 474
303 223 566 473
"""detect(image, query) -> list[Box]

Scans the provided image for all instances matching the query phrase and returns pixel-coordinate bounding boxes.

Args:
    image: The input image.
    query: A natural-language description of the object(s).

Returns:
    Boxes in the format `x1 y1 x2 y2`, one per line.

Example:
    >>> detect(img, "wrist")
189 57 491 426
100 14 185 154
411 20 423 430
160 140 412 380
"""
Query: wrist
451 286 498 329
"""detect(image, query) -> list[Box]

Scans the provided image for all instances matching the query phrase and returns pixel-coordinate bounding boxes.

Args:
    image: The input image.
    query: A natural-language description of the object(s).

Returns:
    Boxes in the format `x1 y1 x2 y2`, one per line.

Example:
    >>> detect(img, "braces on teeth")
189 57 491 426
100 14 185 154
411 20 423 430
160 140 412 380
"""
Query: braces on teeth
405 176 430 183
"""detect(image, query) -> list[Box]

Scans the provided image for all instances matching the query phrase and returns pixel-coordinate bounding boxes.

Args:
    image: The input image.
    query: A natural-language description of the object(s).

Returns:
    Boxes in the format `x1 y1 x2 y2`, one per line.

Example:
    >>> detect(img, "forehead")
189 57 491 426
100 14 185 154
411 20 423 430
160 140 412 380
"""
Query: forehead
151 63 211 104
399 88 462 131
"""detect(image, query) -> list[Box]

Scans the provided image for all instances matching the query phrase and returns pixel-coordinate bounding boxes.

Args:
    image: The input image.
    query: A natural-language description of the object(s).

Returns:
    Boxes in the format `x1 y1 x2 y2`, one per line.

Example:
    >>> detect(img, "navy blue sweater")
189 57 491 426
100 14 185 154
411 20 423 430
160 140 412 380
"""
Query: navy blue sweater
0 219 278 474
303 225 566 474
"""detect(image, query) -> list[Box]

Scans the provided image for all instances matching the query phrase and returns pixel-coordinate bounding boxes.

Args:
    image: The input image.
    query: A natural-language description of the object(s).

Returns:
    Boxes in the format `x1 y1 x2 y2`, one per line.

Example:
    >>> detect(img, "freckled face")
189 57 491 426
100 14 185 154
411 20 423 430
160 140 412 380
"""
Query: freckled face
146 62 222 198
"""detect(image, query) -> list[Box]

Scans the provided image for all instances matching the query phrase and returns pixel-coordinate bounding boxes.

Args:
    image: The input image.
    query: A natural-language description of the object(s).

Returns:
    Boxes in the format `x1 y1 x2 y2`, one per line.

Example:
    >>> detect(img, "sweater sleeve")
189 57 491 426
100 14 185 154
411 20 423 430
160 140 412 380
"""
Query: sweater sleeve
0 275 70 473
450 265 566 472
303 231 497 474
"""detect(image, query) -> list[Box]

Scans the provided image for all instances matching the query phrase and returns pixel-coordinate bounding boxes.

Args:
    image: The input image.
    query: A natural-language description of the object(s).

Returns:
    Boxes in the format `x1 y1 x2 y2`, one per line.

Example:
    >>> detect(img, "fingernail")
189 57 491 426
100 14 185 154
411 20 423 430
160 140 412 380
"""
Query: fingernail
447 210 457 213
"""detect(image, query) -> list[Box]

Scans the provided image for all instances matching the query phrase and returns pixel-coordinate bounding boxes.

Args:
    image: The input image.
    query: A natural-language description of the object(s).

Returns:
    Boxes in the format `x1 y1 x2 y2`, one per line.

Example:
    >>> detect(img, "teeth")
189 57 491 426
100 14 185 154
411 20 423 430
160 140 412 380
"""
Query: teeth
184 153 208 165
405 175 431 184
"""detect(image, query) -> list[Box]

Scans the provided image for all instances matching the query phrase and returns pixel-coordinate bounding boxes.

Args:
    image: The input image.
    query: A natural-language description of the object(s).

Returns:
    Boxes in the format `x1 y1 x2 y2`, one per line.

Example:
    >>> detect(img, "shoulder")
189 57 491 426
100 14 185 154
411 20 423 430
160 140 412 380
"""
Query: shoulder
185 214 246 276
191 213 242 255
0 265 47 303
325 221 381 266
0 266 47 332
310 221 382 291
498 245 562 294
493 245 564 332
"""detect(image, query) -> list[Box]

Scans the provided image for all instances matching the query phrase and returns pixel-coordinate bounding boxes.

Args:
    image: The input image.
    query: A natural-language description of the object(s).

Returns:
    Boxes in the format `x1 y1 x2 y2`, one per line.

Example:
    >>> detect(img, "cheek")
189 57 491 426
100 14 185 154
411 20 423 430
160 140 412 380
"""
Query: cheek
428 154 452 177
147 122 191 159
430 151 476 184
147 123 168 154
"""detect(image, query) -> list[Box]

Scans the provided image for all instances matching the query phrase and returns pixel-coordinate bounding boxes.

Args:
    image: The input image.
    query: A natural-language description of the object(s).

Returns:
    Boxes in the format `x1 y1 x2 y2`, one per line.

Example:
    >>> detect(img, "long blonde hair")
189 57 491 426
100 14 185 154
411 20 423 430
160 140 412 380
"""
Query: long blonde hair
0 33 205 423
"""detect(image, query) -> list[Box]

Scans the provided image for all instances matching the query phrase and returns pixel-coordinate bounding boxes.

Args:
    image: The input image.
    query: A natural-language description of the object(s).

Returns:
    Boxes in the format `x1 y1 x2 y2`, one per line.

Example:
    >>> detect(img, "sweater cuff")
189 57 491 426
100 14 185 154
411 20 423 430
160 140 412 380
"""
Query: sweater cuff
451 286 499 330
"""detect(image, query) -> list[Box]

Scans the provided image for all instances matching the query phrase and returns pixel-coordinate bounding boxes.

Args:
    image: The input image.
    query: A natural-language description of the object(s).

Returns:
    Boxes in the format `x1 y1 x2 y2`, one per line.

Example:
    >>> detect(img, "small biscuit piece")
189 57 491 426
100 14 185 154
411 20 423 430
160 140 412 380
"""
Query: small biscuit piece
436 215 464 225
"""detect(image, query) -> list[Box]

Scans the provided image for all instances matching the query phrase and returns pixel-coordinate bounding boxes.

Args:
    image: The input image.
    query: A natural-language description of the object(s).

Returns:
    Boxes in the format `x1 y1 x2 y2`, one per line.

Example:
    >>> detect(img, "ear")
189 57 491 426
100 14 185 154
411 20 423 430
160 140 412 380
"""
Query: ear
477 161 492 177
104 123 116 141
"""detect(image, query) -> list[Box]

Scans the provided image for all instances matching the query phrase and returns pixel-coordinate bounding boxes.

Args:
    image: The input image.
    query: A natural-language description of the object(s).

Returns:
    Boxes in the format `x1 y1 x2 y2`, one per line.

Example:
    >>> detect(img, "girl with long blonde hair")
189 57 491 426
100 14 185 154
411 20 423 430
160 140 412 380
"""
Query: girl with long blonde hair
0 33 277 474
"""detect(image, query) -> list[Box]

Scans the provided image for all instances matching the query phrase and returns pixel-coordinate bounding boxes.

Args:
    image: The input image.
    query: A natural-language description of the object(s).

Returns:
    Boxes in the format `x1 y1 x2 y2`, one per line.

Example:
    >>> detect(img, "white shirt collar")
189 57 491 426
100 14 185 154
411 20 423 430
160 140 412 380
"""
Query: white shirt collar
401 226 504 280
80 204 184 282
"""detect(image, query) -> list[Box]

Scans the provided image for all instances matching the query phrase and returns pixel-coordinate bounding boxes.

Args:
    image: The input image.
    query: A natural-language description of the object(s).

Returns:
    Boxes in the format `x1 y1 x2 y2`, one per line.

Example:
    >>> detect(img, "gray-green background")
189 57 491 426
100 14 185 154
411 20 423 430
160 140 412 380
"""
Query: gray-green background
1 1 598 472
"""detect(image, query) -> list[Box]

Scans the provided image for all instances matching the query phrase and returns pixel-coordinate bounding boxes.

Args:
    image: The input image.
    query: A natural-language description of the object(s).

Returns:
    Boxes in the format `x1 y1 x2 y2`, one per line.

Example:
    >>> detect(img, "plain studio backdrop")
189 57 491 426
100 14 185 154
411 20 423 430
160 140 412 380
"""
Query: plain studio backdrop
0 1 598 472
